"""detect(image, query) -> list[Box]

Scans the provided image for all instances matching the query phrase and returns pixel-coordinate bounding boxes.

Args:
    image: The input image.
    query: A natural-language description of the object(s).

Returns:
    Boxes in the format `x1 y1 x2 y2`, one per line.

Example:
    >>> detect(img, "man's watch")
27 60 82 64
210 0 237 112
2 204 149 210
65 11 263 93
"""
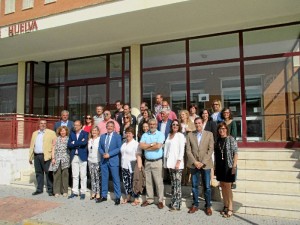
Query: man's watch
150 143 154 147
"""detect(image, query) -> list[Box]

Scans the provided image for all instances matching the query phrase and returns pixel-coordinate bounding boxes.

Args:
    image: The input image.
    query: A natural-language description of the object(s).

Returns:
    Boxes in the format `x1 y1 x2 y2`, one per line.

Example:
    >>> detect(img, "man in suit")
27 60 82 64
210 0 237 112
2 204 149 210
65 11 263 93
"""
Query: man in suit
67 120 88 200
186 117 214 216
97 121 122 205
54 110 74 132
29 120 56 196
157 108 172 141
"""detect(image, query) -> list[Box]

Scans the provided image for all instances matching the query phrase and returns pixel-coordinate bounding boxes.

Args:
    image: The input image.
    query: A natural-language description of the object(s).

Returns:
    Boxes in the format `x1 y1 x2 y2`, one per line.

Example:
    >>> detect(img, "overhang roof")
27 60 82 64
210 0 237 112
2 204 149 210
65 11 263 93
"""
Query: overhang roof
0 0 300 65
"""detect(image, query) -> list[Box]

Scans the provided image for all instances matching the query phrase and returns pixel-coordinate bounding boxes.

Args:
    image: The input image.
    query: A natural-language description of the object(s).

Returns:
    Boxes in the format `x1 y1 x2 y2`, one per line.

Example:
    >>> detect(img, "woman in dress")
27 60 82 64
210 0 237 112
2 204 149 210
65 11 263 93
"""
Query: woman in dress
120 126 142 205
51 126 70 197
179 110 195 185
164 119 185 211
188 104 199 122
221 108 237 139
215 122 238 218
88 126 101 201
83 114 93 133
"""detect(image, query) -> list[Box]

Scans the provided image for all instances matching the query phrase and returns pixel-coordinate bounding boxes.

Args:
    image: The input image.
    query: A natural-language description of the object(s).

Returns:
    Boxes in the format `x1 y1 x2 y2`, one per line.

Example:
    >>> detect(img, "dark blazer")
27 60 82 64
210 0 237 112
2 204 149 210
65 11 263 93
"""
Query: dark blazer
98 132 122 166
157 119 172 141
54 120 74 133
67 130 88 161
186 130 214 169
204 120 218 142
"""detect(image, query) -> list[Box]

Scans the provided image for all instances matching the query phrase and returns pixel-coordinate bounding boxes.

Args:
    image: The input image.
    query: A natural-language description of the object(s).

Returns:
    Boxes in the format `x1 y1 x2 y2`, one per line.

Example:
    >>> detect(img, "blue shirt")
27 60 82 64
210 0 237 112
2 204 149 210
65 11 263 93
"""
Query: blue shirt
140 130 165 160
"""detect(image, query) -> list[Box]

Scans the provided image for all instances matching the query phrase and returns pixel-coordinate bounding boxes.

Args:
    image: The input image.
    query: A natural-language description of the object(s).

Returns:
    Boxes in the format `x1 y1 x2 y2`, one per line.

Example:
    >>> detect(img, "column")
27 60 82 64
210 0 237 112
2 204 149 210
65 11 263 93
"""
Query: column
130 44 141 109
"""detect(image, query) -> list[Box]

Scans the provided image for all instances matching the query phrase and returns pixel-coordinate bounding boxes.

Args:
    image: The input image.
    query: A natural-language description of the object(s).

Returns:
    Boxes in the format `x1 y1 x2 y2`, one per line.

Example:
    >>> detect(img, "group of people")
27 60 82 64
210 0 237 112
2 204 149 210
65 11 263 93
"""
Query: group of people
29 94 238 218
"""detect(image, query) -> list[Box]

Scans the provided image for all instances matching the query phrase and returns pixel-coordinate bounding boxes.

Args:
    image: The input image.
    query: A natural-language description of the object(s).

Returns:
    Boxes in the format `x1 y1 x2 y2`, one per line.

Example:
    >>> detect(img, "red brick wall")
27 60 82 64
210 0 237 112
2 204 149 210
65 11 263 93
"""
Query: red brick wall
0 0 116 26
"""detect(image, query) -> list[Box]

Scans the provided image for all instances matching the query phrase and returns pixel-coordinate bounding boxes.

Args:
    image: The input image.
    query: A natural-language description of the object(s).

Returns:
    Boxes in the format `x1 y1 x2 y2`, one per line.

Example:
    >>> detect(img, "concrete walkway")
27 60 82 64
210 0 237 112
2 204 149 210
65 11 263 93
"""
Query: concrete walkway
0 185 299 225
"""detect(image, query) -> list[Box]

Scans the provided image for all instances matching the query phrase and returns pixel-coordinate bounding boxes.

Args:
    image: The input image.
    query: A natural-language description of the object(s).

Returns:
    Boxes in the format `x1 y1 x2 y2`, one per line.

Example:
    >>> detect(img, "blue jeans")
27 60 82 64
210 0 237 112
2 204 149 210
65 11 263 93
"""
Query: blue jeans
191 168 211 208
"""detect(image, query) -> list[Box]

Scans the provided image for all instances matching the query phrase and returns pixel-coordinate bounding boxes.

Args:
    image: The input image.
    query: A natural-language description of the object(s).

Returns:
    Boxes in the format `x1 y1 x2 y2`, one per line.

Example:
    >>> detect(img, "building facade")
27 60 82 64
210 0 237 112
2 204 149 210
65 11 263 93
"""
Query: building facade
0 0 300 147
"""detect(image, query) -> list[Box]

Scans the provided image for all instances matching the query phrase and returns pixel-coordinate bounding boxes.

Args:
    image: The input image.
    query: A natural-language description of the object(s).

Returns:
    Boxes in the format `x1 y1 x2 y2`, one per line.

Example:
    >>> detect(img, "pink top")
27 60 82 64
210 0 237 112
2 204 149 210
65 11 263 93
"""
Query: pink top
97 119 120 135
83 125 92 133
156 110 177 122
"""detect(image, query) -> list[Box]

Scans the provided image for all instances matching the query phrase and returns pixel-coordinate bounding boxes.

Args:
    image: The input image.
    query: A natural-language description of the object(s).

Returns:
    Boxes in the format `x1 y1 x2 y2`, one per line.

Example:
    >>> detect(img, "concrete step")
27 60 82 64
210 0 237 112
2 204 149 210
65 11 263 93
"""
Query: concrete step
233 191 300 219
238 149 300 160
238 159 300 171
235 179 300 195
238 169 300 183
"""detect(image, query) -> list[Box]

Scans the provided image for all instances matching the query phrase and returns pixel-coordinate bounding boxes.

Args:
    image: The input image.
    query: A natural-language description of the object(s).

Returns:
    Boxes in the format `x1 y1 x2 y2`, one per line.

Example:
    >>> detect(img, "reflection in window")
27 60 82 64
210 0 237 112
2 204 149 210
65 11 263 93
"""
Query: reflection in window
68 57 106 80
143 41 186 68
142 68 186 114
243 24 300 57
110 54 122 78
49 62 65 84
190 34 239 63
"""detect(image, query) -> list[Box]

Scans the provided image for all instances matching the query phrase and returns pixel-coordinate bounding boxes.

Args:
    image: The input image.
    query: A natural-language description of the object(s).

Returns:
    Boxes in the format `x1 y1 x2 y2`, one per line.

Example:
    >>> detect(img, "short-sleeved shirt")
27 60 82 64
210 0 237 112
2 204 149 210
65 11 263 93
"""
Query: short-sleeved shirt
140 130 165 160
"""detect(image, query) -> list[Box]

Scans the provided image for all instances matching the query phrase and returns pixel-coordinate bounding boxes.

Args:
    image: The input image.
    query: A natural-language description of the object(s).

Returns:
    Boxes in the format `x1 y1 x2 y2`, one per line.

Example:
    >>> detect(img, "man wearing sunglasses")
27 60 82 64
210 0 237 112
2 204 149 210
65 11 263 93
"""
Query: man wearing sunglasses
98 110 120 135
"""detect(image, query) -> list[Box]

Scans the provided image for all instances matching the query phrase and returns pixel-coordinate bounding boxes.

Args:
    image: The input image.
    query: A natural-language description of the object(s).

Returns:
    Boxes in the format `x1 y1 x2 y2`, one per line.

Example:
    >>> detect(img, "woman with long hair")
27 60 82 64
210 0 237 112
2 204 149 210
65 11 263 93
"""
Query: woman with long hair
137 109 153 141
215 122 238 218
164 119 185 211
211 99 223 123
221 108 237 139
83 114 93 133
120 113 136 141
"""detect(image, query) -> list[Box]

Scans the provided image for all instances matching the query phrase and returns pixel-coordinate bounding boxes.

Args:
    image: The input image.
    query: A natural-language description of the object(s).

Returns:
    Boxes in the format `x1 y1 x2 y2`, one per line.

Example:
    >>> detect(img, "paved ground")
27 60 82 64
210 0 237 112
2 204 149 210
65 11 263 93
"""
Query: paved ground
0 185 299 225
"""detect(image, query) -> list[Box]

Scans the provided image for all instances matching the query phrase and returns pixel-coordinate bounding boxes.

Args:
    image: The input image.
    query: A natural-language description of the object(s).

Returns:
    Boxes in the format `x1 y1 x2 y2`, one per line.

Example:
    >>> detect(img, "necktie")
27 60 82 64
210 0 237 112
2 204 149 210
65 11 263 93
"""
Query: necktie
105 134 110 153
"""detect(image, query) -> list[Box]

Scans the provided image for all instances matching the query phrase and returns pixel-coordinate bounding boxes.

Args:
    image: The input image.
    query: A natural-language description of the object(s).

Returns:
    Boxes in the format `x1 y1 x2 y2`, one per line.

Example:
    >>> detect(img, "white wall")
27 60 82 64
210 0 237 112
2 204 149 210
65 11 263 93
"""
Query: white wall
0 148 32 185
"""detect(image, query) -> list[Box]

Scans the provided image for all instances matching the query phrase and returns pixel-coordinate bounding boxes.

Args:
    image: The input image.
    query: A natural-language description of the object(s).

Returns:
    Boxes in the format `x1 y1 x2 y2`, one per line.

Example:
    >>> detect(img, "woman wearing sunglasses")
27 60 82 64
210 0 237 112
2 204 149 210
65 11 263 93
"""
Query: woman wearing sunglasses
83 114 93 133
163 119 185 211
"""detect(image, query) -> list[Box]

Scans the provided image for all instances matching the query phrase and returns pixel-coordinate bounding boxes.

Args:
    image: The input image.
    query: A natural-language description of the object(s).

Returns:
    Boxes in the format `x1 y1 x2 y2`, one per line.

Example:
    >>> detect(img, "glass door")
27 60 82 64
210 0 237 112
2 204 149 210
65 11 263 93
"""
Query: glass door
68 84 106 121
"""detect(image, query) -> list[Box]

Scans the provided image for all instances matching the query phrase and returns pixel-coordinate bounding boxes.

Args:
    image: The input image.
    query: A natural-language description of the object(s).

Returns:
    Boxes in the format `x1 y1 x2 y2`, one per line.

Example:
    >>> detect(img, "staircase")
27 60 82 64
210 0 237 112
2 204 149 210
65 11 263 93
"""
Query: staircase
234 148 300 219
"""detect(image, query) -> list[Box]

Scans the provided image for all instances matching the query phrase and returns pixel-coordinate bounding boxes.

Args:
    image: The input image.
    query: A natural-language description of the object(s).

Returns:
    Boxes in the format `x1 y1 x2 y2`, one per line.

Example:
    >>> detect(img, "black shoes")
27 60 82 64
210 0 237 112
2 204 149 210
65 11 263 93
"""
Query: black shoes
48 192 54 196
80 194 85 200
32 191 43 196
114 199 120 205
95 197 107 203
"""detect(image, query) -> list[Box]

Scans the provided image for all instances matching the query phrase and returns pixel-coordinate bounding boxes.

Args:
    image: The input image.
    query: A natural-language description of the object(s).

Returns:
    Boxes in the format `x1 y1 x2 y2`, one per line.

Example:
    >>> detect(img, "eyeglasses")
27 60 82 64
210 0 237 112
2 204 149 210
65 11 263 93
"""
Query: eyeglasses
86 117 92 120
124 117 129 119
104 113 109 116
172 124 179 127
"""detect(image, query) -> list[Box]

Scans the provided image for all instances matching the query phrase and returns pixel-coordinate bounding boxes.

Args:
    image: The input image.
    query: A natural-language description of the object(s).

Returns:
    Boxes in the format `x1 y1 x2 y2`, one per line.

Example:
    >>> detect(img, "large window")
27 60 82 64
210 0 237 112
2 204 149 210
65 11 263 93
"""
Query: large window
142 23 300 143
0 65 18 113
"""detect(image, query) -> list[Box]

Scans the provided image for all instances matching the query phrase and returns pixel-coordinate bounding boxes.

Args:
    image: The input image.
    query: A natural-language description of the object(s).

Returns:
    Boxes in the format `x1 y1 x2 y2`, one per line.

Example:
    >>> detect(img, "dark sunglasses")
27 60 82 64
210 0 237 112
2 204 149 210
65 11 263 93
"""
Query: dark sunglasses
86 117 92 119
172 124 179 127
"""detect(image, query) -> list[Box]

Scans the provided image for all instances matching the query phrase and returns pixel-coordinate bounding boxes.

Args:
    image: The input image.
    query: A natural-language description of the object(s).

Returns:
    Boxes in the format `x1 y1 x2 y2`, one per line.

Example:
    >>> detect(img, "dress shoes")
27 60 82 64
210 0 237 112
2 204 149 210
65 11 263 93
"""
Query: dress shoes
205 207 213 216
114 199 120 205
96 197 107 203
68 193 78 199
141 201 152 207
80 194 85 200
32 191 43 196
157 202 164 209
188 206 198 214
48 192 54 197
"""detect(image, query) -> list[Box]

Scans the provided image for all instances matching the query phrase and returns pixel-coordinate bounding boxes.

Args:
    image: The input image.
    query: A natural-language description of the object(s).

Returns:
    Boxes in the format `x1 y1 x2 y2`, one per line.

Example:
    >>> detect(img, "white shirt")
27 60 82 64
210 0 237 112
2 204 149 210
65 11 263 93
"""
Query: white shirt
120 139 141 172
163 132 185 169
160 121 167 136
34 130 45 154
88 137 101 163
